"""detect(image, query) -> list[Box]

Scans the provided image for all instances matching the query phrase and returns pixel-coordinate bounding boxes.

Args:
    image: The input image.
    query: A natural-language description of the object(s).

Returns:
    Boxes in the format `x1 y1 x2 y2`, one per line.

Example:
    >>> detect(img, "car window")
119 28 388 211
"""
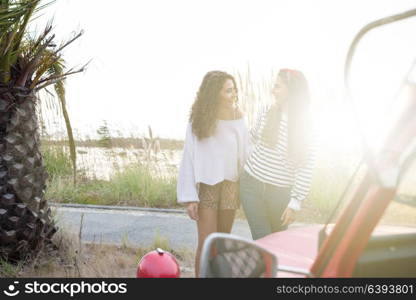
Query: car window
343 16 416 232
375 150 416 230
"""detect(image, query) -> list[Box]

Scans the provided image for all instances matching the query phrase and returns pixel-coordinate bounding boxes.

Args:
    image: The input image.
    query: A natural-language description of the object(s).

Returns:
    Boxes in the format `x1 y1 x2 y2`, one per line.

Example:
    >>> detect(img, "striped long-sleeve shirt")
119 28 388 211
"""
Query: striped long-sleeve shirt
244 106 316 211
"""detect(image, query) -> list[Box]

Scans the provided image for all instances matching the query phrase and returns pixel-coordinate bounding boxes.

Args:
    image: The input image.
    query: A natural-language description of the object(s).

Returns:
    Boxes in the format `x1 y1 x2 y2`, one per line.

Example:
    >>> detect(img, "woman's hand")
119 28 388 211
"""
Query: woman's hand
281 207 296 226
186 202 199 221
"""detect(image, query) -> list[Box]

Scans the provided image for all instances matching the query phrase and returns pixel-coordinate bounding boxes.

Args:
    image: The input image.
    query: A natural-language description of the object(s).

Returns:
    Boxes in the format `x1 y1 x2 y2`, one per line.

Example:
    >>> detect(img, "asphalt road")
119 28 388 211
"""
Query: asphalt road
52 205 253 250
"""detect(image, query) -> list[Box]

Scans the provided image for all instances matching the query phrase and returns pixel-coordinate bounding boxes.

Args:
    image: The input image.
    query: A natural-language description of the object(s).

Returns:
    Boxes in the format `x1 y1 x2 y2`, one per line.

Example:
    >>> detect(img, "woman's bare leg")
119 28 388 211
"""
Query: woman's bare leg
217 209 236 233
195 207 217 277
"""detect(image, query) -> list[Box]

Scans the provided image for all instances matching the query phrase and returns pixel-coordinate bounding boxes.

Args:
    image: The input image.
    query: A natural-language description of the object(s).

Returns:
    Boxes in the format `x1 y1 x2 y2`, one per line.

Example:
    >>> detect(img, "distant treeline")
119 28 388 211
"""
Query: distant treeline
42 137 184 150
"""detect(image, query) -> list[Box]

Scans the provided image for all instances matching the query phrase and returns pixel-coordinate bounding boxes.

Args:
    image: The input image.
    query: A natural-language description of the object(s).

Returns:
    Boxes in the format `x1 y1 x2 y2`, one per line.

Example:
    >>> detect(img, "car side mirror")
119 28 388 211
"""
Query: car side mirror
199 232 277 278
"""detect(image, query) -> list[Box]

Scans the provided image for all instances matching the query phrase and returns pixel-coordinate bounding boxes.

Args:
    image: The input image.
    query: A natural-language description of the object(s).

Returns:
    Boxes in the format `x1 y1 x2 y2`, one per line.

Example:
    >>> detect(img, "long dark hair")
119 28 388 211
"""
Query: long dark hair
262 69 311 164
189 71 238 140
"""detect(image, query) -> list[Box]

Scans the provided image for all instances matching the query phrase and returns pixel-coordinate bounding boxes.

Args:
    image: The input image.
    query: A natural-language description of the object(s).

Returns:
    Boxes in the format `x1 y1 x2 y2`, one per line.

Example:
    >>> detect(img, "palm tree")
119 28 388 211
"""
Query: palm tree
0 0 83 261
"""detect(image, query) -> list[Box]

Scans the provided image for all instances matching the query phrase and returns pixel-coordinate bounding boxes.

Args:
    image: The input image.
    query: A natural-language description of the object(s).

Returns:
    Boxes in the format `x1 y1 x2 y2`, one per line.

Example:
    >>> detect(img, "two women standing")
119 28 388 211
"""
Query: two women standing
177 69 315 277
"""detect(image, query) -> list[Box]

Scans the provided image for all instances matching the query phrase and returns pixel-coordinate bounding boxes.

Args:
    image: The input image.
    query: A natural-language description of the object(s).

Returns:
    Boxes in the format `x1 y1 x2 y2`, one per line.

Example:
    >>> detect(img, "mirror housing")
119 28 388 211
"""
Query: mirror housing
199 232 277 278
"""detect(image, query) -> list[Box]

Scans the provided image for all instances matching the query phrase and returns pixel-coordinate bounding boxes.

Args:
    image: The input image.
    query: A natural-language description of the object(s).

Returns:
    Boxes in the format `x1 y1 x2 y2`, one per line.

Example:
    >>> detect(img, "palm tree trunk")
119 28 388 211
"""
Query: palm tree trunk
0 85 56 261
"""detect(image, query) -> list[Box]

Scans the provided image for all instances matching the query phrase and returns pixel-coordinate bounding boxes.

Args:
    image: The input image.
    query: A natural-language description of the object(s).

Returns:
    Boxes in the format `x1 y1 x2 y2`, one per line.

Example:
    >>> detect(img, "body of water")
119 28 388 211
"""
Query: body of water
74 146 182 180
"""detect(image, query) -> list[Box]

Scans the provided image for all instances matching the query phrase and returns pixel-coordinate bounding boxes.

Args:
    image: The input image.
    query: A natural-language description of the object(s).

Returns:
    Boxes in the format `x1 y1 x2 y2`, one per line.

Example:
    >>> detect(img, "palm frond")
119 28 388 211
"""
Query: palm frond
40 51 77 185
0 0 55 84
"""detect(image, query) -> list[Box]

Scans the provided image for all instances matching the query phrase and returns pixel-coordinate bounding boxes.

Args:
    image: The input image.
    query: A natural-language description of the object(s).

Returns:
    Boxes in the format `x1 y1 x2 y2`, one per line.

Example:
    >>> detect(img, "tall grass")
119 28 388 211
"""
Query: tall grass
45 166 177 208
42 125 178 208
109 165 176 207
234 65 274 126
42 145 73 178
308 154 362 220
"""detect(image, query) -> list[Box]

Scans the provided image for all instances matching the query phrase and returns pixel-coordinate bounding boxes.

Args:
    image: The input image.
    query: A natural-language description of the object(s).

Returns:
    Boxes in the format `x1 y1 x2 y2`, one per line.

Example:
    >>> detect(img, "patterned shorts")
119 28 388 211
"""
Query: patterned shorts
198 180 240 210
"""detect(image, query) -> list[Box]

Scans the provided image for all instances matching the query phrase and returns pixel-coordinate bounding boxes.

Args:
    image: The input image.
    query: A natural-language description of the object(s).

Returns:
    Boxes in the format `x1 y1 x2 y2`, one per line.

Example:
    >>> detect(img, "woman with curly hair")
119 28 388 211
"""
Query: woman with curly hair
177 70 250 277
240 69 315 240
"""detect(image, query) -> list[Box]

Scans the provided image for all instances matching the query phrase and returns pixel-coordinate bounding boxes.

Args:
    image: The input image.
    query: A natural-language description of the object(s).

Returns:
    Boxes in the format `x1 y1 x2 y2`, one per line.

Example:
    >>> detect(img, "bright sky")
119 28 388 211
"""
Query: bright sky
31 0 416 148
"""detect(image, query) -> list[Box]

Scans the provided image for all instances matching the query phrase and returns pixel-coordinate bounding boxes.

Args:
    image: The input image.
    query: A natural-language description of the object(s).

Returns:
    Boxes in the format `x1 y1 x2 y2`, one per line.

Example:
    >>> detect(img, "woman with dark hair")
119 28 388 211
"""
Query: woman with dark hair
177 71 250 277
240 68 315 240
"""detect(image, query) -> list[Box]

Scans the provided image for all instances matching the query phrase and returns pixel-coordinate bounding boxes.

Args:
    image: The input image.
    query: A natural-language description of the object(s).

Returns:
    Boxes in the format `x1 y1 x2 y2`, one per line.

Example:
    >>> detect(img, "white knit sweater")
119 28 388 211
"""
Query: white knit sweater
177 118 250 203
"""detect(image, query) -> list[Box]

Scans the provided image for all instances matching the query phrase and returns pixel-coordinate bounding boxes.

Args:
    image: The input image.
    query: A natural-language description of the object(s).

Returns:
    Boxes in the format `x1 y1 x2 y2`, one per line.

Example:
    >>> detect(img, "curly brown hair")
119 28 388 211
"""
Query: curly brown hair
189 71 238 140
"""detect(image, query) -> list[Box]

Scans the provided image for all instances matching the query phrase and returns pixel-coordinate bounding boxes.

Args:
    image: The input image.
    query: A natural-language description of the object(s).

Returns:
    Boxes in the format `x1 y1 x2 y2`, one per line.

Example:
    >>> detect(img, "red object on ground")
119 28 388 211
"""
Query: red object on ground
136 248 180 278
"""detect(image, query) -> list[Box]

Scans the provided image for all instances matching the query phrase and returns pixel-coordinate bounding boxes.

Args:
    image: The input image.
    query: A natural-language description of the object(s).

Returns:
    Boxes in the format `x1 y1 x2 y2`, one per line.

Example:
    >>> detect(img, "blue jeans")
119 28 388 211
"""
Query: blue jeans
240 170 291 240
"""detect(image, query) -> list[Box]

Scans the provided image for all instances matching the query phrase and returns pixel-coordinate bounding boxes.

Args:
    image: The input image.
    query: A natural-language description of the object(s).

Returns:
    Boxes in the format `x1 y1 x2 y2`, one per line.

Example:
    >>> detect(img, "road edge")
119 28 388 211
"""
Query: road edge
50 202 187 214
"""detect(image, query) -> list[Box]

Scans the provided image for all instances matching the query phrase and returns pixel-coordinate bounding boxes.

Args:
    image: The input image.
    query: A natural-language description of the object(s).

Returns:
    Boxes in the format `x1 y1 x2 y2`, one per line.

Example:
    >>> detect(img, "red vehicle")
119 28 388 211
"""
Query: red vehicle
199 8 416 278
